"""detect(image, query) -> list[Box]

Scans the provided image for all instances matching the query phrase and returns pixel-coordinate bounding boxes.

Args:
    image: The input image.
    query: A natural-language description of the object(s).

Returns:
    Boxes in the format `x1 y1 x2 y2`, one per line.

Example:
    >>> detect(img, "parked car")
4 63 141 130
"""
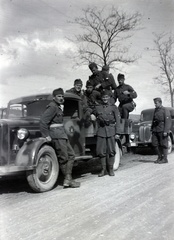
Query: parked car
129 108 174 153
0 92 130 192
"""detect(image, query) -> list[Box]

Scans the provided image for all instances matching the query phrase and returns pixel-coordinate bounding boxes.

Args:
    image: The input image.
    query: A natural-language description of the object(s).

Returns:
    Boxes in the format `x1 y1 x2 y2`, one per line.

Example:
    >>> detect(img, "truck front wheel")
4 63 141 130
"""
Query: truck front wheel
26 146 59 193
114 141 122 171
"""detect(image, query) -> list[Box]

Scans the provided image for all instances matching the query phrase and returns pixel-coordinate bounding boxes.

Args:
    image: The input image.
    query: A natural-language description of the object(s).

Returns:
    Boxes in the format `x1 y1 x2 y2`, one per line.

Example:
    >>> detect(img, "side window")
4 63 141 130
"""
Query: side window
64 100 79 118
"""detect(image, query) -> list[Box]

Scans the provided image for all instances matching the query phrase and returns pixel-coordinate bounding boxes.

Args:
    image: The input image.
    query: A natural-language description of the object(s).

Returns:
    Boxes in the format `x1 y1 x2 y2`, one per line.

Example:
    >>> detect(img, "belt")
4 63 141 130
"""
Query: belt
50 123 63 128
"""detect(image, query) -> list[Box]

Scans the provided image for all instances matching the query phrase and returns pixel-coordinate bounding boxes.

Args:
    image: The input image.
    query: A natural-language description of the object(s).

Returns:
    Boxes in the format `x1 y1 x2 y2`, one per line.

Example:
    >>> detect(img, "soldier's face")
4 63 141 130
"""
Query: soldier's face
54 94 64 104
91 67 98 75
74 84 82 92
102 95 110 104
86 86 93 93
118 78 125 85
154 100 162 108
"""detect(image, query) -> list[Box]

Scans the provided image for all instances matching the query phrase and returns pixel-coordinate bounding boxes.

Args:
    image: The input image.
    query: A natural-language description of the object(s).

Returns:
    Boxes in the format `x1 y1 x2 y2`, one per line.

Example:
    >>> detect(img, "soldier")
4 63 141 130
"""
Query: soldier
88 62 104 91
40 88 80 188
84 80 102 110
93 89 121 177
66 79 91 127
114 73 137 119
101 65 117 92
151 97 171 164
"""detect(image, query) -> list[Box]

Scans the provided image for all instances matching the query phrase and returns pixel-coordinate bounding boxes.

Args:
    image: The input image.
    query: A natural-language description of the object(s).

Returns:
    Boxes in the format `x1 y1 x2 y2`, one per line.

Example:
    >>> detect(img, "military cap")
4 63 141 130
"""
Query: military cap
117 73 125 80
101 89 111 97
74 79 83 85
153 97 162 103
86 80 93 87
52 88 64 96
102 65 109 71
88 62 98 70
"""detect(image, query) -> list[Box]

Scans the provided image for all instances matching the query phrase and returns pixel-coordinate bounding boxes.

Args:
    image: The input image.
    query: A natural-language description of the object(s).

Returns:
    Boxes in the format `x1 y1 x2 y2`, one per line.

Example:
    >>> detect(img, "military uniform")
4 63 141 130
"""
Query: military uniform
94 102 121 176
114 83 137 119
84 89 101 109
66 87 91 127
151 105 171 163
40 98 80 188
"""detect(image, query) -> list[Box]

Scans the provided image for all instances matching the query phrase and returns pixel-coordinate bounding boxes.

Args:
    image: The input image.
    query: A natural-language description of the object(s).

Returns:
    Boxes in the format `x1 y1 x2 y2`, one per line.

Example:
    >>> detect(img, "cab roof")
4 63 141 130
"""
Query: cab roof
8 92 81 105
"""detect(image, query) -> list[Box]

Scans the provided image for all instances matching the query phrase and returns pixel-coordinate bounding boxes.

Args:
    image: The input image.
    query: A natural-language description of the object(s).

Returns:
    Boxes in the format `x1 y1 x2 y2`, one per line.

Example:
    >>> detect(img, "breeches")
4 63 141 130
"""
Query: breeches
52 139 75 164
119 102 134 119
152 132 168 149
96 136 116 157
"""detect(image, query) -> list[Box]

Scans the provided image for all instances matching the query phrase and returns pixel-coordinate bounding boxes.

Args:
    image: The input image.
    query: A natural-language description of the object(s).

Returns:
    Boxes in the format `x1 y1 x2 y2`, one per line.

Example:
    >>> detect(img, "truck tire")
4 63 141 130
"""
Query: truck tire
26 146 59 193
114 141 122 171
168 135 172 154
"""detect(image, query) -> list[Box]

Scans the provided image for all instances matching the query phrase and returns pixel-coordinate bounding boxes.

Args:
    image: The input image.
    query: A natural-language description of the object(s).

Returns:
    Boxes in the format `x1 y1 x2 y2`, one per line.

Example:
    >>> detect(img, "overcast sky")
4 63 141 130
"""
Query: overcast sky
0 0 174 113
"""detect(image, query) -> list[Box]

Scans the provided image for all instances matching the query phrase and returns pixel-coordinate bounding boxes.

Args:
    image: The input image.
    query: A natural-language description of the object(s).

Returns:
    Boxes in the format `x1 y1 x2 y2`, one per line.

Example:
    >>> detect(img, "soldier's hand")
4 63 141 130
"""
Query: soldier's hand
115 134 120 139
45 136 52 142
163 132 168 137
90 114 96 121
123 90 130 95
95 84 101 89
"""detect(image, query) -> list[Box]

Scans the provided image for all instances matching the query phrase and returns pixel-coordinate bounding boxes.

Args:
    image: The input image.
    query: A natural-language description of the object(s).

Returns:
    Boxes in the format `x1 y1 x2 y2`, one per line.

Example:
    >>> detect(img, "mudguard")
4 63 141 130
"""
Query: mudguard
15 137 51 168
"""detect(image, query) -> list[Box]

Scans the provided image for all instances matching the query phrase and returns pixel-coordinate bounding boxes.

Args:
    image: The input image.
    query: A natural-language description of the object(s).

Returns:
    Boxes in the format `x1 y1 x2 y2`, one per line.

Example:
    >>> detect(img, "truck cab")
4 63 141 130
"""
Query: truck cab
0 92 127 192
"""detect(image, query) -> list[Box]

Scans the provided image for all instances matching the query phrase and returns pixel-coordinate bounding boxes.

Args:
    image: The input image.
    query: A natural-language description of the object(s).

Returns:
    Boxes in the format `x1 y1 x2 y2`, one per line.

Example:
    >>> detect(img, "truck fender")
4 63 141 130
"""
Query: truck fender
15 137 51 168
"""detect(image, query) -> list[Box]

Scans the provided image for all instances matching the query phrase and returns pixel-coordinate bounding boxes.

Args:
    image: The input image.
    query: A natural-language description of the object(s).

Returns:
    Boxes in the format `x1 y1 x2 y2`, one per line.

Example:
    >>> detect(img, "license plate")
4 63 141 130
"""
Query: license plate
130 143 137 146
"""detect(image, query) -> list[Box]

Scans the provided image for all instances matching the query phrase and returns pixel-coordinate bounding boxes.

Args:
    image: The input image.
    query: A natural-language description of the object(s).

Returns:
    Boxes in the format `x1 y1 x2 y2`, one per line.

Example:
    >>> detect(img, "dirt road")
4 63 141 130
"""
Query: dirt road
0 151 174 240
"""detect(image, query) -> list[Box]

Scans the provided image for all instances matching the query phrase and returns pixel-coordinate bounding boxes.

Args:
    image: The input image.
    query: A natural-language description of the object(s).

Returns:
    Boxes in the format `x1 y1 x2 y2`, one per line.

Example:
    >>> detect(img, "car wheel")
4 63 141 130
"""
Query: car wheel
114 141 122 171
26 146 59 193
168 135 172 154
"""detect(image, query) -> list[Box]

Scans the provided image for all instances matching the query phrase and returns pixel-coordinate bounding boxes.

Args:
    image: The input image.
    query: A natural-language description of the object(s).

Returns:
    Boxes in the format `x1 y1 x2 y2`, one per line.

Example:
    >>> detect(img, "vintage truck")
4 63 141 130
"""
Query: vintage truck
129 107 174 153
0 92 131 192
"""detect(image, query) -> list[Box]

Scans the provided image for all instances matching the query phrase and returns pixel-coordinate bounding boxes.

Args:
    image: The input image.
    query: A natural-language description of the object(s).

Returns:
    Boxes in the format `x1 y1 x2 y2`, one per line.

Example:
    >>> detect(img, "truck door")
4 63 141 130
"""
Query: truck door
63 99 85 156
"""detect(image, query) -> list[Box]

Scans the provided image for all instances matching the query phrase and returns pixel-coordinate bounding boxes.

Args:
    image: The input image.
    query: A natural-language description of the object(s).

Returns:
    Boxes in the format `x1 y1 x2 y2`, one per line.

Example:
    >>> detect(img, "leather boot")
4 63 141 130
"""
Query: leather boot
154 147 162 163
108 166 115 176
63 174 81 188
63 160 81 188
159 148 168 164
107 156 115 176
98 157 107 177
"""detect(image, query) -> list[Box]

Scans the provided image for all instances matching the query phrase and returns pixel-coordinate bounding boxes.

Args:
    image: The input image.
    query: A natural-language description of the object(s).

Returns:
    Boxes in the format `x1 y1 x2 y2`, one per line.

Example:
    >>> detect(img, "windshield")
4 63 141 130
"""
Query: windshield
140 109 154 122
7 100 51 118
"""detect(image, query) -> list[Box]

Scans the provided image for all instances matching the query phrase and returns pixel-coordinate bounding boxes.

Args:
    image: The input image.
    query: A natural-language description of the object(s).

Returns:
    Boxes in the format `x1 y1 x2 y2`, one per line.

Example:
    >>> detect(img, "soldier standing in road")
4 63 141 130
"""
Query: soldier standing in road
114 73 137 119
40 88 80 188
93 89 121 177
152 97 171 164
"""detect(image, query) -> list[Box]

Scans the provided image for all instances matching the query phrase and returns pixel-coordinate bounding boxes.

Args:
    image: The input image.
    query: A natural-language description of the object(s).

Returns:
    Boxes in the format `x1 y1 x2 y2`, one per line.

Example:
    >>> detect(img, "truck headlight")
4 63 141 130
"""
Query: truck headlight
130 133 136 140
17 128 29 140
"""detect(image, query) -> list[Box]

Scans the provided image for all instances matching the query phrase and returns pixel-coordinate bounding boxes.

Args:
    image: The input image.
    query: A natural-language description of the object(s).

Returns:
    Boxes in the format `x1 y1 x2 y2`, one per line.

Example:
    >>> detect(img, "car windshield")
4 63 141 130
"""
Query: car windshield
140 109 154 122
7 100 51 118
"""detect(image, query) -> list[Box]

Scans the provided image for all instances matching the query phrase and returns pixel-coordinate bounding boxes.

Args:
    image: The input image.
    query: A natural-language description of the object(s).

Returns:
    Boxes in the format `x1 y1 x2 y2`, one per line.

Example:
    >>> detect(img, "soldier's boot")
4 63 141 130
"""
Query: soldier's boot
154 147 162 163
107 156 115 176
63 161 81 188
159 148 168 164
98 157 107 177
108 166 115 176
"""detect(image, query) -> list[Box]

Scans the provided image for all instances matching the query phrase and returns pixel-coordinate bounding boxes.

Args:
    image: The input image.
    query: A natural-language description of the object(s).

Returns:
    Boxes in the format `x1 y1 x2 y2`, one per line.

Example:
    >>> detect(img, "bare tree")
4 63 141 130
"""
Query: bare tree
153 33 174 107
71 6 141 68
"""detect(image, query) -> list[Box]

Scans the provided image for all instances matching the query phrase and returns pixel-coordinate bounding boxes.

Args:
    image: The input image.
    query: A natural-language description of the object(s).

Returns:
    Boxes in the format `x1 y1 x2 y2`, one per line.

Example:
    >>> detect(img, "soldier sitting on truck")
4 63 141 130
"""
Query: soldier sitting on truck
114 73 137 119
84 80 102 110
66 79 91 127
93 89 121 177
40 88 81 188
